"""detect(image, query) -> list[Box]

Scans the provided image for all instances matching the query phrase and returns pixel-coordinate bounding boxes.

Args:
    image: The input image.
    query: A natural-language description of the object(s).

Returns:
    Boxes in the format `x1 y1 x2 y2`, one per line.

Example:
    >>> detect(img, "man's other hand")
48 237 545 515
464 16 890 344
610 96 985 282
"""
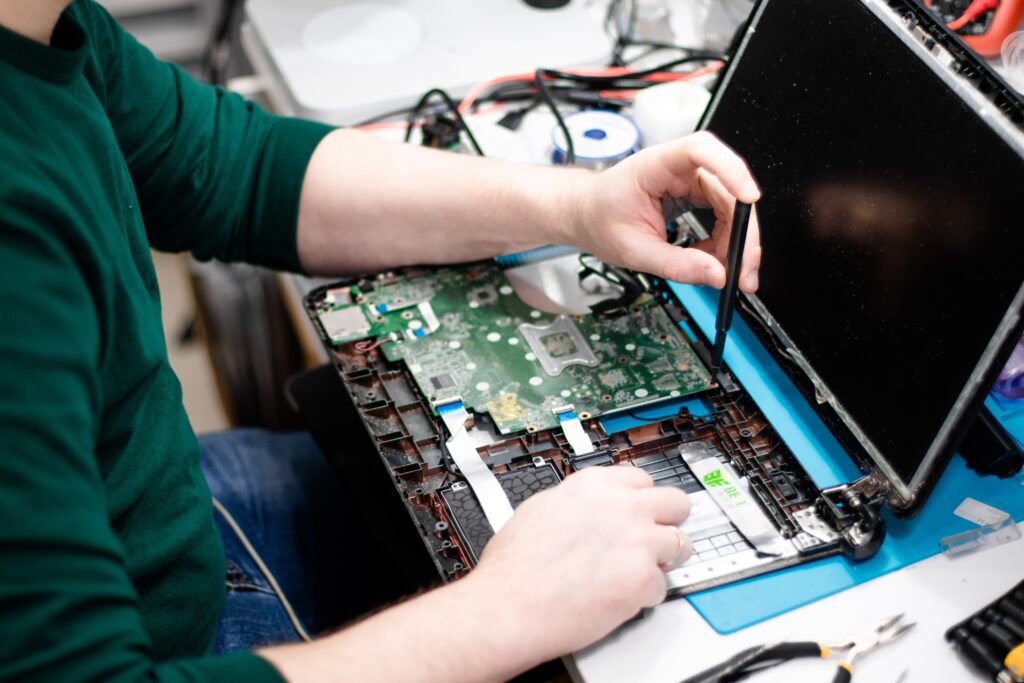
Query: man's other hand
470 465 692 660
568 131 762 292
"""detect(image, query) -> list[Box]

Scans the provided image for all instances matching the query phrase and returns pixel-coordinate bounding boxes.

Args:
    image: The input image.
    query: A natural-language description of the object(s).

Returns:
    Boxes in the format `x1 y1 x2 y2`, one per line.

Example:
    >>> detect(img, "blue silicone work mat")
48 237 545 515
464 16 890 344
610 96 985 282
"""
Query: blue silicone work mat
600 283 1024 634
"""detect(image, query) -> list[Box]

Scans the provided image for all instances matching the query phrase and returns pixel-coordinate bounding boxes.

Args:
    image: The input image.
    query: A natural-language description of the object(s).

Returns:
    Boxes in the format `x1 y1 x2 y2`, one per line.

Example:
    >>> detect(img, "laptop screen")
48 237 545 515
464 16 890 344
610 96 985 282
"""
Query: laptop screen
698 0 1024 503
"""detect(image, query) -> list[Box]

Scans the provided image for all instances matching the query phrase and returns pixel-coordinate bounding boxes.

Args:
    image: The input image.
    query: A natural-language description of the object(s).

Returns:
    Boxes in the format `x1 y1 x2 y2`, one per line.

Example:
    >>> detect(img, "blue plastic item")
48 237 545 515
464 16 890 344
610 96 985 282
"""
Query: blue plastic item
995 333 1024 399
600 283 1024 634
493 245 577 268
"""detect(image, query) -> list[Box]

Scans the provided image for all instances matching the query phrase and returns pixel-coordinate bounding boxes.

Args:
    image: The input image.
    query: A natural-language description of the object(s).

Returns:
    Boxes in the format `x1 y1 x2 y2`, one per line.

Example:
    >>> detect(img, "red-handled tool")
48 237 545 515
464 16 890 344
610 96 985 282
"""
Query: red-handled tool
925 0 1024 57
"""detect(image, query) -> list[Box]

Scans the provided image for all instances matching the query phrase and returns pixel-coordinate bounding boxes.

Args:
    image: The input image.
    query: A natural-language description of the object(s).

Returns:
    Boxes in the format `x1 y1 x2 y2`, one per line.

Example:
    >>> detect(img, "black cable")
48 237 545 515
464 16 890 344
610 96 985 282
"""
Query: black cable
390 56 723 163
546 54 728 86
353 88 537 128
604 0 628 49
356 81 621 133
403 88 485 156
622 44 666 65
470 53 725 124
473 80 620 109
478 83 627 112
622 42 729 66
534 68 574 165
610 0 639 66
203 0 243 85
533 55 729 159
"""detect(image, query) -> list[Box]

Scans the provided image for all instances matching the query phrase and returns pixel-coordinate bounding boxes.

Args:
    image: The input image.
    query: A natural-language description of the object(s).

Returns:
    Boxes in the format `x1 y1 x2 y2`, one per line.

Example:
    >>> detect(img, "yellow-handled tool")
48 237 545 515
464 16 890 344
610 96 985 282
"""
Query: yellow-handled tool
1006 641 1024 679
681 614 915 683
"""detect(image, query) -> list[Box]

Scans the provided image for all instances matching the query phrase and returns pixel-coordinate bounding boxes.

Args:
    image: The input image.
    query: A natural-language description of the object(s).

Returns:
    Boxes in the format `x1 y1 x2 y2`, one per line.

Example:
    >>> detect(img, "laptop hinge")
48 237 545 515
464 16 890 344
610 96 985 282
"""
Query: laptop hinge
816 472 889 560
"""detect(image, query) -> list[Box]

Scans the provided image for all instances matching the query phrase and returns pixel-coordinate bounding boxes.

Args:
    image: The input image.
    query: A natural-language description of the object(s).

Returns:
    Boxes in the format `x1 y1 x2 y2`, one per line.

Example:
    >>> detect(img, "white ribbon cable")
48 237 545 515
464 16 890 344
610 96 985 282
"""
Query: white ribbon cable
438 401 514 532
679 443 791 557
557 409 595 455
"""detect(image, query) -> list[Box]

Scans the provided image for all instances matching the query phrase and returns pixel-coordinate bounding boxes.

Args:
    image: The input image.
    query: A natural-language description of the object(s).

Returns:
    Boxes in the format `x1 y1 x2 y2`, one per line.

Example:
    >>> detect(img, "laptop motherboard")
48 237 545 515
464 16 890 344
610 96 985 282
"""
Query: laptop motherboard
313 262 711 434
306 258 873 592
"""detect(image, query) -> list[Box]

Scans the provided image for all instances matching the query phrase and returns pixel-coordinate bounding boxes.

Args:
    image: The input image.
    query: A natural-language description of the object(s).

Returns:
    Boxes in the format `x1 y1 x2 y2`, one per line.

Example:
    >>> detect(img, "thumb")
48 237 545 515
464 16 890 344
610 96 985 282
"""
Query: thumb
620 232 726 287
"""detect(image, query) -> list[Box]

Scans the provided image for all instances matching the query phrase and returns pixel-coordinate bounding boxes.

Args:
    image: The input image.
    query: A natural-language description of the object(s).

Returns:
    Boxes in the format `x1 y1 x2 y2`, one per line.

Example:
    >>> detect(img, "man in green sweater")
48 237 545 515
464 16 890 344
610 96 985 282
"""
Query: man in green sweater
0 0 762 680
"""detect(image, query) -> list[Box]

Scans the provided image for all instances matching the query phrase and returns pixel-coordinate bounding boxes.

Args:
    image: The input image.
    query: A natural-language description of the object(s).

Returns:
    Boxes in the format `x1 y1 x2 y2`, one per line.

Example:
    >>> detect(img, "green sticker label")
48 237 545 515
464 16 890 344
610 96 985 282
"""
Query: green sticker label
702 468 745 503
681 444 791 557
703 470 727 487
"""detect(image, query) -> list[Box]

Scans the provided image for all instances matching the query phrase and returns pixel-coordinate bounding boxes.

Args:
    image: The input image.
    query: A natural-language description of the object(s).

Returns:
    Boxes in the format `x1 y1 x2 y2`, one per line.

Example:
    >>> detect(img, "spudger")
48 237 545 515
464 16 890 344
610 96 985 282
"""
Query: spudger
710 200 753 373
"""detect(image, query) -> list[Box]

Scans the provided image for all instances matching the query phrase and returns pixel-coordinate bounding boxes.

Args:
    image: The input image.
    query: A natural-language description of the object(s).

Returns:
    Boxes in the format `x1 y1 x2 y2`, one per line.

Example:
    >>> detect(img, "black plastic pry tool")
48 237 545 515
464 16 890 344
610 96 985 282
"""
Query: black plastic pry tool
710 200 753 373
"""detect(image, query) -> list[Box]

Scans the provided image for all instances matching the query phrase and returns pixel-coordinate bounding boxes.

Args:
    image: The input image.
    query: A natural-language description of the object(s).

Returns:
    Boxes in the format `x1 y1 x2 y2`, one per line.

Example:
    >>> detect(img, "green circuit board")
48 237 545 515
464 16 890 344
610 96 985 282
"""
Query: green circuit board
315 263 712 434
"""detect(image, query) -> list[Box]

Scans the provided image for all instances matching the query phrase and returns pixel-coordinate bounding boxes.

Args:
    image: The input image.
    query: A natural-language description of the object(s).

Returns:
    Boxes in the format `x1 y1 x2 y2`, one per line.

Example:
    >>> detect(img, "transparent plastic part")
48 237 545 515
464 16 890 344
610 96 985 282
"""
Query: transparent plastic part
940 516 1021 557
1002 31 1024 93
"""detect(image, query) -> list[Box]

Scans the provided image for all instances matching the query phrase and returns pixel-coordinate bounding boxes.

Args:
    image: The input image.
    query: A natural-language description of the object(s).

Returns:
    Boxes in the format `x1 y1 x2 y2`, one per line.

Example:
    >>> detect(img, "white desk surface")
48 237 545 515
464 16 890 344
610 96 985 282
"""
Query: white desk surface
568 522 1024 683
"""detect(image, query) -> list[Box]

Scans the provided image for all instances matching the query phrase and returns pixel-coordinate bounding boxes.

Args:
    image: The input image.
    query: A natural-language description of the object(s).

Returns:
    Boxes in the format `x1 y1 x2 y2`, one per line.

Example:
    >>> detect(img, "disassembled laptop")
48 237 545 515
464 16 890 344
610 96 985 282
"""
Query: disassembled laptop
305 0 1024 595
306 254 881 594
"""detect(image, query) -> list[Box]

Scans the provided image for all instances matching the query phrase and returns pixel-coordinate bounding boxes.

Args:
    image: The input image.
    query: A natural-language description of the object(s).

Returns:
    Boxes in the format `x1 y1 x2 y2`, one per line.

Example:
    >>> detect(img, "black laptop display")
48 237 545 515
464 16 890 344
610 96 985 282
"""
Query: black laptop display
697 0 1024 512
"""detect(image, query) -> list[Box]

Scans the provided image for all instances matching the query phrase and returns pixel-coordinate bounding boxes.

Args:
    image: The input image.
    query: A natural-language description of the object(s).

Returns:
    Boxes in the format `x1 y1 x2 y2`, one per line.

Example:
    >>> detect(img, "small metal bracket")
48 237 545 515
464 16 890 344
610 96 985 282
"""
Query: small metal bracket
816 475 887 560
793 507 840 544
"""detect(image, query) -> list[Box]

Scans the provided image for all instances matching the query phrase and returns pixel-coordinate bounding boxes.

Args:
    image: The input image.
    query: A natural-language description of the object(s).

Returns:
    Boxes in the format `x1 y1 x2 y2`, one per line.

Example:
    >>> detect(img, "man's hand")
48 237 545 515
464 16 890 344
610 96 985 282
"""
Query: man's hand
262 465 691 683
568 131 762 291
297 130 760 285
470 465 692 661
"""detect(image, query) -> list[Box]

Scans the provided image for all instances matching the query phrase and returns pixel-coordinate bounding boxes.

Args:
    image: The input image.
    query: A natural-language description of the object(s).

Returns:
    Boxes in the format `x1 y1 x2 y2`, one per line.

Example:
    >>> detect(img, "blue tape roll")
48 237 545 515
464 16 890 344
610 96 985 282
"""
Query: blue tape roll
551 109 642 168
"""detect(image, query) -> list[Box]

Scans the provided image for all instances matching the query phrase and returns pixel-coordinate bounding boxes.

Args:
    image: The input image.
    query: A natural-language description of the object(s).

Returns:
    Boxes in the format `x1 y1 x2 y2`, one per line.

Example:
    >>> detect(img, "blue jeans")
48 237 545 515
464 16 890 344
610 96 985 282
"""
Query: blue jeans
199 429 366 654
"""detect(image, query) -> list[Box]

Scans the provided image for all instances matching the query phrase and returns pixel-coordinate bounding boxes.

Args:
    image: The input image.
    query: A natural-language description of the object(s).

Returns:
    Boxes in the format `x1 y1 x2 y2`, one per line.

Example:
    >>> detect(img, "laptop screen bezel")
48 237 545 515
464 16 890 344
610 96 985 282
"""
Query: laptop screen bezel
693 0 1024 513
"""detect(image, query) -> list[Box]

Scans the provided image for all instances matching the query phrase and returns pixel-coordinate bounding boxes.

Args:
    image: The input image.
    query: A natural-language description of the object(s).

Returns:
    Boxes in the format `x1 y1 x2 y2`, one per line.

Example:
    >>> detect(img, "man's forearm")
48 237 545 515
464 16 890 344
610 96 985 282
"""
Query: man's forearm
296 129 589 276
260 571 544 683
258 463 697 683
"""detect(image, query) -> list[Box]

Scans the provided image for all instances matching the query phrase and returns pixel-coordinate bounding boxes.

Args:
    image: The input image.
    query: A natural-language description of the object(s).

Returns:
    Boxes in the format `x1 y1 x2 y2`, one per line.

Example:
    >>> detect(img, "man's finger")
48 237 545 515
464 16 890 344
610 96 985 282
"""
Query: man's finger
620 231 726 287
742 206 762 292
696 169 763 292
652 526 693 570
680 132 761 203
644 132 760 204
577 463 654 489
695 169 734 262
638 486 691 525
641 569 670 608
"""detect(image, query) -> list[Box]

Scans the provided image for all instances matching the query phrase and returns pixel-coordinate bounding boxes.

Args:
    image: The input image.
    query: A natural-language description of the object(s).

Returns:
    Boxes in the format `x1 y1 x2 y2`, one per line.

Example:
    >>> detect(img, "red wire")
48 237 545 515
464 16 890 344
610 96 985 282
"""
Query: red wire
945 0 999 31
358 62 723 132
354 338 389 352
457 62 724 115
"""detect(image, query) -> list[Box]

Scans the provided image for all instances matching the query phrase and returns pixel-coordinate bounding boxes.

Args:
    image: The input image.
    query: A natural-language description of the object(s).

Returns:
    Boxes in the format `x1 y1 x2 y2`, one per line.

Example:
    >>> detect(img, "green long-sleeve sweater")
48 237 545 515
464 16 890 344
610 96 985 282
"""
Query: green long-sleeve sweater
0 2 331 680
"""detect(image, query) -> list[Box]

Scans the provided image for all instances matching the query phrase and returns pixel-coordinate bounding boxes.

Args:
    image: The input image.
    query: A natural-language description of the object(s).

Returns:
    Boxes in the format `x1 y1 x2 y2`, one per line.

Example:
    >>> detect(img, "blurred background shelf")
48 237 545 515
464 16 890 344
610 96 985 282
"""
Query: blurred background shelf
96 0 217 69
